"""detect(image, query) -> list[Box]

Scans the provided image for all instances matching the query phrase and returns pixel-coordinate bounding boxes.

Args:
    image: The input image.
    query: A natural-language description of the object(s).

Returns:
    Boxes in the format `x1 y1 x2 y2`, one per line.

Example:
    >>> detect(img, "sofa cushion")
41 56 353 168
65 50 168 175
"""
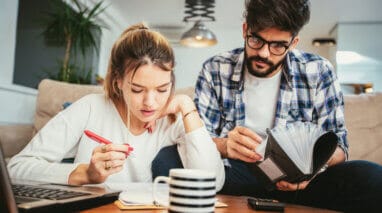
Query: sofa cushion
344 92 382 164
34 79 103 133
0 124 34 159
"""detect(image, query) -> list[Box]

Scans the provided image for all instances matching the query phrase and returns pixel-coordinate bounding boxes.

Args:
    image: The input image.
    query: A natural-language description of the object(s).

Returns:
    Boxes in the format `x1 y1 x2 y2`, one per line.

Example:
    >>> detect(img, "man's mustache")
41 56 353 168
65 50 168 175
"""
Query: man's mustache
247 56 273 66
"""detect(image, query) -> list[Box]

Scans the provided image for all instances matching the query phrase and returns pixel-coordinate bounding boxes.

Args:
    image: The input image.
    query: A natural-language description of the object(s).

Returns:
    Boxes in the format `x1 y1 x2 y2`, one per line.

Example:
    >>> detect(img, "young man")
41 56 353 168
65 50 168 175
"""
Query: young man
194 0 382 212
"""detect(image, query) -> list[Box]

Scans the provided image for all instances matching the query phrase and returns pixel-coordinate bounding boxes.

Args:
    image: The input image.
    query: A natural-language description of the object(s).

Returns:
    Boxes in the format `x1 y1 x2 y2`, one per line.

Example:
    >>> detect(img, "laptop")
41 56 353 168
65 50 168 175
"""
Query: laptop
0 146 120 213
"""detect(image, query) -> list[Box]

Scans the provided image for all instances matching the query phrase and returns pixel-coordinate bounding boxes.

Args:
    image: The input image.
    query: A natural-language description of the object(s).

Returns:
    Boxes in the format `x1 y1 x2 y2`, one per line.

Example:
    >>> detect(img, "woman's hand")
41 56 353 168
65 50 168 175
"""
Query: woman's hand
161 94 195 116
144 94 195 132
68 144 132 185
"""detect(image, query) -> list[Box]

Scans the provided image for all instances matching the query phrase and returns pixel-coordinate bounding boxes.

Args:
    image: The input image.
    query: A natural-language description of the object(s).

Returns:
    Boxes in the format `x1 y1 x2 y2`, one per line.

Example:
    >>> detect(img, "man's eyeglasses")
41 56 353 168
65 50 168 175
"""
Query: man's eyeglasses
246 32 294 56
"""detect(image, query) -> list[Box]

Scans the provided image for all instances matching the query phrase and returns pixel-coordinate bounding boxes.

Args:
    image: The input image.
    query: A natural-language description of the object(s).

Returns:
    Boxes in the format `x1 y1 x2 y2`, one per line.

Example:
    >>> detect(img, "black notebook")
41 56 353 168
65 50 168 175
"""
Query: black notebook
248 122 338 190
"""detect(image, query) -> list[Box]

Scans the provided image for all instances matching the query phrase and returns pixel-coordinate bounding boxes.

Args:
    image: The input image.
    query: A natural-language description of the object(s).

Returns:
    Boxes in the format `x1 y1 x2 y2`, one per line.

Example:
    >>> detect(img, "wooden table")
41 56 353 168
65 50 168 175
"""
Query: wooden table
80 195 339 213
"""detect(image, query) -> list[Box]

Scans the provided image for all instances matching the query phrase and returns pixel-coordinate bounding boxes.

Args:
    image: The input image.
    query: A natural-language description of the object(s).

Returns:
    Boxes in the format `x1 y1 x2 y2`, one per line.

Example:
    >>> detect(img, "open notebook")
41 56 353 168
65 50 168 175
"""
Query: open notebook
249 122 338 190
0 146 120 213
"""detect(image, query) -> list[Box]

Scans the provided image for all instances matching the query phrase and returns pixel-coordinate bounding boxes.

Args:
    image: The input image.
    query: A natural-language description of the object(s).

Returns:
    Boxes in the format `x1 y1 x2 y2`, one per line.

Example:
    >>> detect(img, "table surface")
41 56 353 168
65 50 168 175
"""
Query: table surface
80 194 340 213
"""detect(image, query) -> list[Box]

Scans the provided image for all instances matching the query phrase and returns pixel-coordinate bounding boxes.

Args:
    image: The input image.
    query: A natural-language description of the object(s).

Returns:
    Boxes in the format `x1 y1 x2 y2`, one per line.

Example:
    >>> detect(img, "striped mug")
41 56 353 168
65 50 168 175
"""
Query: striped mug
153 169 216 213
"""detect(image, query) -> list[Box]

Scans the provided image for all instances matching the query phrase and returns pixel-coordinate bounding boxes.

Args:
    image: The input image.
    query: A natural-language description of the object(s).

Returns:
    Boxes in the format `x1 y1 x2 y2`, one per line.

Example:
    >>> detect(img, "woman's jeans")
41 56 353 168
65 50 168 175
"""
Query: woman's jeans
152 145 382 212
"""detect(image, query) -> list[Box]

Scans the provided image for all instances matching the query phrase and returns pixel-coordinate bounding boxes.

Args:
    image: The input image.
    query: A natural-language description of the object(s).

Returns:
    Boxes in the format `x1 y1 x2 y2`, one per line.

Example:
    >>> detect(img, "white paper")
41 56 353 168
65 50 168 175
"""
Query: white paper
270 122 324 174
108 182 169 206
254 130 268 159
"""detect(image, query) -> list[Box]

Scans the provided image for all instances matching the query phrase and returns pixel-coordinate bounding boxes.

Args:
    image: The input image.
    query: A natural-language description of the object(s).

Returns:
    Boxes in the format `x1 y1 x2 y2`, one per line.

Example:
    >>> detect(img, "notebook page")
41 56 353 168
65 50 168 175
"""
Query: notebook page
271 123 323 174
107 182 169 206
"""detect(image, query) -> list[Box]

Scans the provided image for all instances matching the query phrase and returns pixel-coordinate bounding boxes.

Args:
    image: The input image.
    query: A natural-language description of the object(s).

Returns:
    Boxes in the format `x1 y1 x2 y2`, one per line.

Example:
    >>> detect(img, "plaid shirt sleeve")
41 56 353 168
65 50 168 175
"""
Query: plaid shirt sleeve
194 61 222 138
313 59 349 158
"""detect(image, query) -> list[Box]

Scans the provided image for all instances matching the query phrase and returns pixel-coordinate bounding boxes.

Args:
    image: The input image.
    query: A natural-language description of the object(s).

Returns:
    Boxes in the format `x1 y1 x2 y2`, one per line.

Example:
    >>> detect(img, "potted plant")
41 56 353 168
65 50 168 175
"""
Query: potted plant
42 0 106 84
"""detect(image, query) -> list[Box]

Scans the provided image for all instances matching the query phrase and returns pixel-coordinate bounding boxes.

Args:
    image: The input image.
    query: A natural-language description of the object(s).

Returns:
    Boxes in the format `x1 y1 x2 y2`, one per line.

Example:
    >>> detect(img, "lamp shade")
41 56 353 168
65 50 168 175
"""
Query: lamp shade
180 21 217 47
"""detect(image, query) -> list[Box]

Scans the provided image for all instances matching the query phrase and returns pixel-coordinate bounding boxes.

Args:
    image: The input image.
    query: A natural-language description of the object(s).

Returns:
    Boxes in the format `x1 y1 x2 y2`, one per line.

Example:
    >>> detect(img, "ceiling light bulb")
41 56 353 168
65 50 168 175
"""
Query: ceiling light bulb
180 21 217 48
195 35 203 40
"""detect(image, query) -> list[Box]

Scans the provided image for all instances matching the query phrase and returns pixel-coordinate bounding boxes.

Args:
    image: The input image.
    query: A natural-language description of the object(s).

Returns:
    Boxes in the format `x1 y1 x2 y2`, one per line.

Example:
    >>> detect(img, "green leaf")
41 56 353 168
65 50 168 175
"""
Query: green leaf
41 0 107 84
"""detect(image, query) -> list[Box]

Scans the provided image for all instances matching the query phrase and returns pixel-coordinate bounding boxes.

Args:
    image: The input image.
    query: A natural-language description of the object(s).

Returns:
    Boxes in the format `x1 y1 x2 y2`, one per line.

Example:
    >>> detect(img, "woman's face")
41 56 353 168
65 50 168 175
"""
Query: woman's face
118 63 172 124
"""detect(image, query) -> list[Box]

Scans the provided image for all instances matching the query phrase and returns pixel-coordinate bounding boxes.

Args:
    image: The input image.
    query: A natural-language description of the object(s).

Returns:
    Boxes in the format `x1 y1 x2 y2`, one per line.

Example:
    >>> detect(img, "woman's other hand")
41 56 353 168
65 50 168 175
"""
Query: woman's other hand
144 94 195 132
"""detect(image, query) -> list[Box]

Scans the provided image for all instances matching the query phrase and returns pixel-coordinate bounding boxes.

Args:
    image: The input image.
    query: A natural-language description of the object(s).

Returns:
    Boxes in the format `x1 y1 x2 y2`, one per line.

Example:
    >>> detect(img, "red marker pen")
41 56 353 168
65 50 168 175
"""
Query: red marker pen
84 130 112 145
84 130 134 154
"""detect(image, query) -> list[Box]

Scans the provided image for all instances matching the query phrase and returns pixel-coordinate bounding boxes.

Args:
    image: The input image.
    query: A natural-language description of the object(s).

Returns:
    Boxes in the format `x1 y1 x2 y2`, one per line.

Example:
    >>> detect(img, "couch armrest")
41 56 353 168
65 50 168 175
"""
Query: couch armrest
0 124 34 159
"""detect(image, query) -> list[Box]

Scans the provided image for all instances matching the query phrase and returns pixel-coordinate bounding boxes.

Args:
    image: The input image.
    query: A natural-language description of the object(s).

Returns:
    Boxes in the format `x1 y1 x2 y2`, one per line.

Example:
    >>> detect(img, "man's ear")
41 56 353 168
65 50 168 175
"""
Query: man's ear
290 36 300 50
242 22 247 39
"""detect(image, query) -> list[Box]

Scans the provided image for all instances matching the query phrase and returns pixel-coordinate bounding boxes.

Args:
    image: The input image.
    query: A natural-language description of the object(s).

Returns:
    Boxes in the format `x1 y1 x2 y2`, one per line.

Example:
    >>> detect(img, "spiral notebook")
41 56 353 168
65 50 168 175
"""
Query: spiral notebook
248 122 338 190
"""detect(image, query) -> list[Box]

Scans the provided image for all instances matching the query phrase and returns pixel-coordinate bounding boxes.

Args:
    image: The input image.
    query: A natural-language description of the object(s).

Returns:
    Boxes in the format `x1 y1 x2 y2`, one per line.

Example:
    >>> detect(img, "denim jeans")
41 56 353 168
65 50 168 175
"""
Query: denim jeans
152 145 382 212
151 145 183 177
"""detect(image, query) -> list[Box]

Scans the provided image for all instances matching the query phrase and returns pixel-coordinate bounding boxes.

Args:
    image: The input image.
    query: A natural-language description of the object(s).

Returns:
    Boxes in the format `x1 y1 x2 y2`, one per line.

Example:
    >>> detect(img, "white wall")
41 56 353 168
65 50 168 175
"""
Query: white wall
95 2 127 81
172 26 243 88
297 31 333 65
0 0 18 85
0 0 37 125
0 85 37 125
335 22 382 92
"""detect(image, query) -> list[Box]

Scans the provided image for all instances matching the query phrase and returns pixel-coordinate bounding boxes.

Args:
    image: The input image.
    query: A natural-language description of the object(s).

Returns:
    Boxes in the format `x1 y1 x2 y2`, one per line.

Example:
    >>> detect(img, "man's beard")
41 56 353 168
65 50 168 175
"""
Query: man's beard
244 48 285 78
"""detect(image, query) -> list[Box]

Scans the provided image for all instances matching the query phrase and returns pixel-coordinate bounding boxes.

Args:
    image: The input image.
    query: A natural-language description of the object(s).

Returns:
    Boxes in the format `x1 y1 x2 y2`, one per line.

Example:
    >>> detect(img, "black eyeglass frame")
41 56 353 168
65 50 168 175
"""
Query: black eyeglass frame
246 32 295 56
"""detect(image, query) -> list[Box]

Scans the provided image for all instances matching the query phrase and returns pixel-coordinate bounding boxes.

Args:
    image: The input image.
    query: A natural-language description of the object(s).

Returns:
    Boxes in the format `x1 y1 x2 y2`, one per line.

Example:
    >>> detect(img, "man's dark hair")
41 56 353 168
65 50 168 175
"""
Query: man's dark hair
244 0 310 36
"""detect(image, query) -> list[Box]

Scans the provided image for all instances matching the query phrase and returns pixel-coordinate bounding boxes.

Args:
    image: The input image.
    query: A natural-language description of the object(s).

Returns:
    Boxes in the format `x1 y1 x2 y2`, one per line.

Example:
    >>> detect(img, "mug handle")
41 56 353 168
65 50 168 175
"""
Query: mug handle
153 176 170 206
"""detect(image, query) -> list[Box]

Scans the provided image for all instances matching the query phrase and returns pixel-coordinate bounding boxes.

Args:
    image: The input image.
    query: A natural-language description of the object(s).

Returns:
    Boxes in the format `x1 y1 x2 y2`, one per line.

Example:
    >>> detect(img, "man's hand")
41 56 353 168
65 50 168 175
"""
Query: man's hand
328 146 346 166
276 180 310 191
275 146 345 191
218 126 263 162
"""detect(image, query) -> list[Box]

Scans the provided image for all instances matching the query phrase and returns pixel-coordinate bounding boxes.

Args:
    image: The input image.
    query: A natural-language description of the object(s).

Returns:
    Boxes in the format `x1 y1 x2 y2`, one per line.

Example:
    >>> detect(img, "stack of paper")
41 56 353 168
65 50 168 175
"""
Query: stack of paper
106 182 227 210
106 182 168 209
119 182 169 206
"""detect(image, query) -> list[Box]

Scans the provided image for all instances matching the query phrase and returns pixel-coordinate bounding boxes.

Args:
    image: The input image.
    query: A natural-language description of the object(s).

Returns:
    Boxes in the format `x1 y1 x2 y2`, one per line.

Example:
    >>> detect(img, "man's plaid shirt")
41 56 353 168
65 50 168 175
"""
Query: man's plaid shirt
194 48 348 157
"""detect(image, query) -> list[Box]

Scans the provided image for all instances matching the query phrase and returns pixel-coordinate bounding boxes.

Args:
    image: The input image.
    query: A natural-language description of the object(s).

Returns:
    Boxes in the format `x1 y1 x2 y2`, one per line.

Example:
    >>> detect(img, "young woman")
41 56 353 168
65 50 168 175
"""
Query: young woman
7 23 224 190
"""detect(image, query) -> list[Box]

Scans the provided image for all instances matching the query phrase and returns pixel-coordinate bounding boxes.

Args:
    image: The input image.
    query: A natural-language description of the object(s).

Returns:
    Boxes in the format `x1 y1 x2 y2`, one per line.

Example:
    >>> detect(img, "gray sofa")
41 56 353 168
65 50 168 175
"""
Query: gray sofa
1 79 381 165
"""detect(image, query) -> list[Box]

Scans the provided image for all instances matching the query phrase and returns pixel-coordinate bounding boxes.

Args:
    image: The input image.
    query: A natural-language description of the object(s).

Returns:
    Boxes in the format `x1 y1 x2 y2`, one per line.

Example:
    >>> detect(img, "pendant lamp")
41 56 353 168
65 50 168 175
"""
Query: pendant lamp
180 0 217 47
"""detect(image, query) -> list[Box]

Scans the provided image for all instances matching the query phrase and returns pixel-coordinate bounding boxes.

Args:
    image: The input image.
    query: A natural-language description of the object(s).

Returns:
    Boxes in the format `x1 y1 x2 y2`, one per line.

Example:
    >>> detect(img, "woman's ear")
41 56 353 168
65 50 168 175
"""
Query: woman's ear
116 78 122 90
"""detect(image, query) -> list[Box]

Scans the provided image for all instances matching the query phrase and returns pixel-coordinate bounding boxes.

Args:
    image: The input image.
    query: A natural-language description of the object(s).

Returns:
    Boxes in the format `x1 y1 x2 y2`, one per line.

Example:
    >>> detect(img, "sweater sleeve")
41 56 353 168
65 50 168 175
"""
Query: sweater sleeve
7 96 92 184
7 113 80 183
176 126 225 191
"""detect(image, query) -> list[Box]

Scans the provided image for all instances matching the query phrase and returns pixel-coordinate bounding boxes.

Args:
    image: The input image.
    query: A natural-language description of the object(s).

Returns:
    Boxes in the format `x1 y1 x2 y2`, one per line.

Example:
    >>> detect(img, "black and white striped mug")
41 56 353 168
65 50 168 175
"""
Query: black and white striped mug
153 169 216 213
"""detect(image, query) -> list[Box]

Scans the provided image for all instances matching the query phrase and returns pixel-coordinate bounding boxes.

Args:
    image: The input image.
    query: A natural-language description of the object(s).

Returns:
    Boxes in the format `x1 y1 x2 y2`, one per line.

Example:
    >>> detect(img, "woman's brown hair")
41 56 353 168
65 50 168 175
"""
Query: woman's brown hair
104 23 175 123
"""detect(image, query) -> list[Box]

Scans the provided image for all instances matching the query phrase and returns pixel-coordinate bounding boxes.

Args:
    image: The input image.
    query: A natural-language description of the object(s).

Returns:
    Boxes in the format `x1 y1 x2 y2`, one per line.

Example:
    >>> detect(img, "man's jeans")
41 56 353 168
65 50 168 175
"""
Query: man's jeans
152 145 382 212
